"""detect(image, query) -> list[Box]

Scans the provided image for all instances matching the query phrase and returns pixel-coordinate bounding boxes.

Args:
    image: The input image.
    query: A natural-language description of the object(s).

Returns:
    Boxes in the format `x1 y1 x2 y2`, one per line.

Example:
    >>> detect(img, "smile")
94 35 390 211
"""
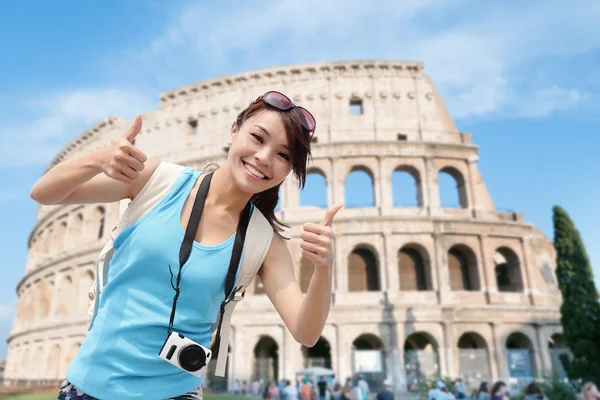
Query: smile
242 161 269 180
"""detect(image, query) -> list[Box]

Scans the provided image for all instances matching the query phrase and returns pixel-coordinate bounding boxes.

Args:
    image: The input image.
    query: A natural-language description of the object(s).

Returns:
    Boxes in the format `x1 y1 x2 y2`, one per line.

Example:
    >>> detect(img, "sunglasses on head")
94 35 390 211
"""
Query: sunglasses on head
250 91 317 139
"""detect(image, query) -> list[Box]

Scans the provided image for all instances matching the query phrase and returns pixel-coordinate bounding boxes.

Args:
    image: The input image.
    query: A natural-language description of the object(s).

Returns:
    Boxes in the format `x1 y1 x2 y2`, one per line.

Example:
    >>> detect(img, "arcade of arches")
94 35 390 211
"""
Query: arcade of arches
197 328 568 393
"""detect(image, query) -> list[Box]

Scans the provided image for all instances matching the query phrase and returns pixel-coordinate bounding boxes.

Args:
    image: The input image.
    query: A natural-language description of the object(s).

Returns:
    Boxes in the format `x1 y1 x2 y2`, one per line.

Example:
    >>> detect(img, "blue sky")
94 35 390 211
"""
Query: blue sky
0 0 599 359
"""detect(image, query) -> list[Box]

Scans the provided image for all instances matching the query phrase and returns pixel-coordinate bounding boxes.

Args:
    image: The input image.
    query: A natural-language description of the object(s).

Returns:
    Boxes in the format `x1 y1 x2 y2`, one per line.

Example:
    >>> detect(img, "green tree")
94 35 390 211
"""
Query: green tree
552 205 600 385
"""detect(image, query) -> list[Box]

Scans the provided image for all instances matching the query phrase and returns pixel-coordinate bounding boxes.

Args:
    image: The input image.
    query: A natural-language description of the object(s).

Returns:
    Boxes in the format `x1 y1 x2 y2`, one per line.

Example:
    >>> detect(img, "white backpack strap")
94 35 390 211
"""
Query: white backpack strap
87 162 186 330
214 206 273 376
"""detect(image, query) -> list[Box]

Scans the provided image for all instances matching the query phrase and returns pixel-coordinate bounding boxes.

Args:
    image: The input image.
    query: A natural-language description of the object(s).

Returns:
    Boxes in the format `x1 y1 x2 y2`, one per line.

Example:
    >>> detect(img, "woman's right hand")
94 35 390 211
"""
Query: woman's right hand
95 114 148 184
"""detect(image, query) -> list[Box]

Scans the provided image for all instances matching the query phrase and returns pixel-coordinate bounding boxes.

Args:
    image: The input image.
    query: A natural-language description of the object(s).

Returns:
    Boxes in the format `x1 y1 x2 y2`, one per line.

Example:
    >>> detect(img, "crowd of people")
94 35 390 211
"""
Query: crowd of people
429 378 600 400
231 374 394 400
229 376 599 400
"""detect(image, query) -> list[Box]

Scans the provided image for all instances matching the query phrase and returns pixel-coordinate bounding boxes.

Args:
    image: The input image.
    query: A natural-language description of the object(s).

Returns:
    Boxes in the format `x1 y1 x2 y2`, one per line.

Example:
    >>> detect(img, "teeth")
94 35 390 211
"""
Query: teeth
244 163 265 179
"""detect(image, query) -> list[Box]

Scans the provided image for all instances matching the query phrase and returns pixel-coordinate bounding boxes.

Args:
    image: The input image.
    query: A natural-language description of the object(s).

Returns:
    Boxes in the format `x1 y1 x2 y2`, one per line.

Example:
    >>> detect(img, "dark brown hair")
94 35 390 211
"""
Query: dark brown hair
206 96 313 240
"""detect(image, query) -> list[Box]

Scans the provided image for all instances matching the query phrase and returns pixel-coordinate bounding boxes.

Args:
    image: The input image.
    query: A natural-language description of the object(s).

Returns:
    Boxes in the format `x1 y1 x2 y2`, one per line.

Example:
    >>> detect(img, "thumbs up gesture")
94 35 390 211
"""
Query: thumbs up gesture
98 114 148 184
299 202 344 269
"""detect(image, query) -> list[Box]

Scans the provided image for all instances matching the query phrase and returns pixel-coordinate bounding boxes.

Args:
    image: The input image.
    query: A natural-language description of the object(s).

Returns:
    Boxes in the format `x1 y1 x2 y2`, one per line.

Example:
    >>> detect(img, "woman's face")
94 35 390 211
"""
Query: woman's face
226 109 294 194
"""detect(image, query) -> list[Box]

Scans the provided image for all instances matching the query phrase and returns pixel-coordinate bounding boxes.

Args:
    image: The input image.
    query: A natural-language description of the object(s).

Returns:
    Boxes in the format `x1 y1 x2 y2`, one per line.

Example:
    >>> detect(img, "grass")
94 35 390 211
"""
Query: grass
0 393 248 400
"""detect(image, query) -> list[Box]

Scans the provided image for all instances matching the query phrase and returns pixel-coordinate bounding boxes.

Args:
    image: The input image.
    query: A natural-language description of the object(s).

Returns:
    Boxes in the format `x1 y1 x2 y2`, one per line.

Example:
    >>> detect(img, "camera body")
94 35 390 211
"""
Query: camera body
159 332 212 378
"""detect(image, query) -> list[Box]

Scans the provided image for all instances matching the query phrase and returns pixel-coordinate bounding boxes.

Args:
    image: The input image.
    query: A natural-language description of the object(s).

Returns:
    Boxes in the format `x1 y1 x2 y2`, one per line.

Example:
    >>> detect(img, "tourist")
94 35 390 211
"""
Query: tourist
331 383 343 400
375 379 395 400
33 91 342 400
282 380 299 400
267 381 280 400
490 381 508 400
342 378 353 400
523 382 548 400
301 378 314 400
583 382 600 400
452 379 467 399
429 381 455 400
317 376 329 400
475 381 490 400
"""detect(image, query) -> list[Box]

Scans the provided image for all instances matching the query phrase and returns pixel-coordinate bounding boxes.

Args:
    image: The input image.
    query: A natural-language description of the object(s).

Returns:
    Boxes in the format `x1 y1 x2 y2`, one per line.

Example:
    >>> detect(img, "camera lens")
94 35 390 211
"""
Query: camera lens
178 344 206 372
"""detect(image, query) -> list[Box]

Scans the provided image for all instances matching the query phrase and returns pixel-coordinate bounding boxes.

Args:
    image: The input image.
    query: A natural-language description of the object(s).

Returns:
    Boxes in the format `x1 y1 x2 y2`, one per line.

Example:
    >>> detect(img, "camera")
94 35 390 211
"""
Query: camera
158 332 212 377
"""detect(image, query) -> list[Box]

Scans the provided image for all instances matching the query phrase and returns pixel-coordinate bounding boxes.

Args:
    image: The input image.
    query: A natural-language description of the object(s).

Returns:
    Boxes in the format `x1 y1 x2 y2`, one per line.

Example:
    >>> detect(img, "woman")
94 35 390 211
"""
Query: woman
490 381 507 400
523 382 548 400
31 91 342 400
474 381 490 400
583 382 600 400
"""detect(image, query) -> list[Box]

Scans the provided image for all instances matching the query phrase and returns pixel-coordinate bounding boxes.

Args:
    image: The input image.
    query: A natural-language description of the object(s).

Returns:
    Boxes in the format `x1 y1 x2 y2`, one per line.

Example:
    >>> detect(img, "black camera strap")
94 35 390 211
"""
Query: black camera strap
167 171 252 337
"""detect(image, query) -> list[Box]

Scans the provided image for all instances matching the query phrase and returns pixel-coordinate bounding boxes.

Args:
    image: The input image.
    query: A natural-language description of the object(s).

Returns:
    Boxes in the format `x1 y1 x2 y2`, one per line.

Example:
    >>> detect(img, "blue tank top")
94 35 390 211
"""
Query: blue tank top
67 167 246 399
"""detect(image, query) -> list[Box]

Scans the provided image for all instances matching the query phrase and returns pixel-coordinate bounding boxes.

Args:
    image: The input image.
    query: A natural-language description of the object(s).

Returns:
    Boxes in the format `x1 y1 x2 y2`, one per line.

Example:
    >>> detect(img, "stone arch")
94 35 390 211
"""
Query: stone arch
300 168 328 208
351 334 386 385
506 331 536 380
448 244 480 291
392 165 422 207
438 166 468 208
494 247 524 292
206 343 231 392
253 335 279 382
344 166 375 208
43 225 54 254
457 332 491 389
78 269 95 312
404 332 439 391
39 279 52 317
31 281 43 319
69 213 84 247
20 346 30 378
398 244 432 291
348 246 380 292
56 275 74 315
548 333 569 379
299 256 313 293
47 344 62 379
34 343 45 379
54 220 68 251
95 206 107 240
302 336 332 369
61 342 81 377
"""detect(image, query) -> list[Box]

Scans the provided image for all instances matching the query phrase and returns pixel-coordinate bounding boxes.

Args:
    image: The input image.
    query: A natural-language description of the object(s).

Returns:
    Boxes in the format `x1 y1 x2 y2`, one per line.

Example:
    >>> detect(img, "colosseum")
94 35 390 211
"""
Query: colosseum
5 60 568 394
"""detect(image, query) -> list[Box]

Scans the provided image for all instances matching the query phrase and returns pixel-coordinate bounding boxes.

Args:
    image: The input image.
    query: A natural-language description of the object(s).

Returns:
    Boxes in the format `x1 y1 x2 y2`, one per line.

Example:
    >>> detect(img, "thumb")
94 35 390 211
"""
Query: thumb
321 202 344 226
122 114 143 143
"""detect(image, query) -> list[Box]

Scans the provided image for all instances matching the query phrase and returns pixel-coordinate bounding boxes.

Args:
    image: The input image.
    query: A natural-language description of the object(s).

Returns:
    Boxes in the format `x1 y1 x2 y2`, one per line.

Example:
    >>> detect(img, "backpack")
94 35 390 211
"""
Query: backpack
86 162 273 377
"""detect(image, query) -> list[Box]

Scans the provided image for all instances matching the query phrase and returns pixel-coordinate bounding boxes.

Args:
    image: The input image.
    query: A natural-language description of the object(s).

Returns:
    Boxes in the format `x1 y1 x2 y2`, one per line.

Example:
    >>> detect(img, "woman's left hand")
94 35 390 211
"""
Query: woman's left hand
299 202 344 269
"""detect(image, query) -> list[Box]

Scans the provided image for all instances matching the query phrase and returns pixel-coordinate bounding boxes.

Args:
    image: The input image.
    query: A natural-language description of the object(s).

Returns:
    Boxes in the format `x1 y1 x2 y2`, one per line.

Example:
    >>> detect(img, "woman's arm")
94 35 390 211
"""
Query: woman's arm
258 203 343 347
30 115 157 205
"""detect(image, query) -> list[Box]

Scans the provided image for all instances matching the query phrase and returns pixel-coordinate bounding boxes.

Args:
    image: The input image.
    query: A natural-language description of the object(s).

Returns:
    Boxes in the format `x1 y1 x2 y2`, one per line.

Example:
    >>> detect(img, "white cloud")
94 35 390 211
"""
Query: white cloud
3 0 599 168
0 88 154 168
119 0 599 120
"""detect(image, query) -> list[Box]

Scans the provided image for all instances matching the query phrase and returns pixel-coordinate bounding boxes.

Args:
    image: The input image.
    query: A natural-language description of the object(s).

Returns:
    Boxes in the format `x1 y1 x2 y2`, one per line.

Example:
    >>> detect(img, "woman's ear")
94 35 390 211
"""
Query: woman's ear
227 121 238 146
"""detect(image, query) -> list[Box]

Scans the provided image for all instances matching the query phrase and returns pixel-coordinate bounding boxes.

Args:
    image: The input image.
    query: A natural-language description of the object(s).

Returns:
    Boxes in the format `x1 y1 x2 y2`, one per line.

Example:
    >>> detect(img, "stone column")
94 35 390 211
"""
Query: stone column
519 236 536 305
491 323 506 380
533 324 548 378
423 157 438 215
337 323 352 382
384 230 399 295
478 235 497 303
433 234 453 304
466 158 479 210
442 321 457 378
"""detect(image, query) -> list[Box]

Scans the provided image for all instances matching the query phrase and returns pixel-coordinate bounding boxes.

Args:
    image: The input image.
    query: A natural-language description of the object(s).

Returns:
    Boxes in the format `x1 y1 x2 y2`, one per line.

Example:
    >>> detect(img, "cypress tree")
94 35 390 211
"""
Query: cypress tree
552 205 600 385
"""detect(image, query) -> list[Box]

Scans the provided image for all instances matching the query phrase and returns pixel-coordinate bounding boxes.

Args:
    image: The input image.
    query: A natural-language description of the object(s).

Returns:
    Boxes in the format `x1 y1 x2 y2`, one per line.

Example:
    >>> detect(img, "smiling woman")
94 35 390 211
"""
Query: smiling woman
25 89 343 400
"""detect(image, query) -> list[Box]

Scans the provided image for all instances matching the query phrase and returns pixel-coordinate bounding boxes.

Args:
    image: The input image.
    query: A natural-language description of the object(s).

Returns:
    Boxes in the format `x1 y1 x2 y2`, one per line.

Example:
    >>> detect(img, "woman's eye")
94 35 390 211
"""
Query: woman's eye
279 153 290 161
251 133 263 143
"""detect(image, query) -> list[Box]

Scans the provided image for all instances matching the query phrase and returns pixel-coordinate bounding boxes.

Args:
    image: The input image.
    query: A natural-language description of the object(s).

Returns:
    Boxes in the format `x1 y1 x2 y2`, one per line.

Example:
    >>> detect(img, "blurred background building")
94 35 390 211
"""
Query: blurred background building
4 60 569 393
